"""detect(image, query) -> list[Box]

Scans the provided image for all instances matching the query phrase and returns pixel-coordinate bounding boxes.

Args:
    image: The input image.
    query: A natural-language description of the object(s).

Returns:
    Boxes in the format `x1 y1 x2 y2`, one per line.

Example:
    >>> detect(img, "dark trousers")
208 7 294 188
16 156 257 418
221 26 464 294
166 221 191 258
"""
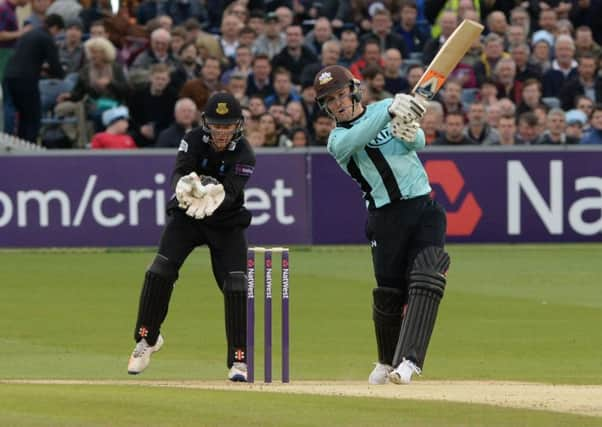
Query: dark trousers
4 77 41 142
157 210 248 289
366 195 447 301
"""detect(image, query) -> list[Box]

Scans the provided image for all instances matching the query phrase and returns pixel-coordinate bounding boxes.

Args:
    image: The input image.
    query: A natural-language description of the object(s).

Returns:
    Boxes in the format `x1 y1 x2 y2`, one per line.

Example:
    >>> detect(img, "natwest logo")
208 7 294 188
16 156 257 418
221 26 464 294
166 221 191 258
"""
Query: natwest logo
425 160 482 236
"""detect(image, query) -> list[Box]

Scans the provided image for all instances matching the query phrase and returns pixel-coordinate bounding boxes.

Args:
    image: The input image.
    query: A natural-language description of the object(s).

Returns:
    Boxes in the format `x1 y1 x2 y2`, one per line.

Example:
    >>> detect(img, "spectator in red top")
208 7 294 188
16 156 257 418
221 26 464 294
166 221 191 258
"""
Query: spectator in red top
350 38 384 80
91 106 136 149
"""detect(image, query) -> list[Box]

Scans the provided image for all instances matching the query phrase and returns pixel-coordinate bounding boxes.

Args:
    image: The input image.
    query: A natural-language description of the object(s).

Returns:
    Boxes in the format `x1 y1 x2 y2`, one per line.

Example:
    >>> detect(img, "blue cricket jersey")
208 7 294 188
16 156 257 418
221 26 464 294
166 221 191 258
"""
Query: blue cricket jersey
327 98 431 209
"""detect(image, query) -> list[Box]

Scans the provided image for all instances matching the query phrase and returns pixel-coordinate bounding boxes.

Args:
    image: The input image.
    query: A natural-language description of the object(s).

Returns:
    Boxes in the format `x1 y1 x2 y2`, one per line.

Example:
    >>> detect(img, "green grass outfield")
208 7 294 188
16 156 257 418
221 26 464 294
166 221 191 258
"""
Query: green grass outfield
1 244 601 426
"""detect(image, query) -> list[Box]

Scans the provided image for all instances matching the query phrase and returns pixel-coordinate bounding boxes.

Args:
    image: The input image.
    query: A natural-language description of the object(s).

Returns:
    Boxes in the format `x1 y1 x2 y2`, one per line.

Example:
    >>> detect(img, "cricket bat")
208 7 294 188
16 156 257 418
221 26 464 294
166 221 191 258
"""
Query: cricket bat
413 19 484 100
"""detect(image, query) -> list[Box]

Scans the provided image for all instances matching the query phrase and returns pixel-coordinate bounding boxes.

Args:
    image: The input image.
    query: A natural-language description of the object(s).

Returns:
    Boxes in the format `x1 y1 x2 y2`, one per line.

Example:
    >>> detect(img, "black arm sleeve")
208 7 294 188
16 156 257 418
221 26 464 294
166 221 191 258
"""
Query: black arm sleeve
219 142 256 211
170 135 198 190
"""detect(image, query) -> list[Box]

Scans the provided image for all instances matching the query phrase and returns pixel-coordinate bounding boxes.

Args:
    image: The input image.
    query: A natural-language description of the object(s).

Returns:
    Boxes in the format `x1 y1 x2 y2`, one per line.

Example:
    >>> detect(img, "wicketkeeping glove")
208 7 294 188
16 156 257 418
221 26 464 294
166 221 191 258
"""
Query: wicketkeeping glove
390 119 421 142
175 172 201 209
388 93 428 123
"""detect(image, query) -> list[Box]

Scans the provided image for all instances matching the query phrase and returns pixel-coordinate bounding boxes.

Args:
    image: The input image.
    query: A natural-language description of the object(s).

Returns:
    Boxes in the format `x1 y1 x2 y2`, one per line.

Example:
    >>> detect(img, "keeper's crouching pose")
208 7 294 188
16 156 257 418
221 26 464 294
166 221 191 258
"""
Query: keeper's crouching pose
313 65 450 385
127 92 256 382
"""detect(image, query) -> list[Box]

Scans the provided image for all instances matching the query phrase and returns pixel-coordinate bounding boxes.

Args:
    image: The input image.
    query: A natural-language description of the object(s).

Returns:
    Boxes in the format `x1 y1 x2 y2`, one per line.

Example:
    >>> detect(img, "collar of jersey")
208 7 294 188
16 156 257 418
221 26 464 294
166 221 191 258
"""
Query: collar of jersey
337 107 367 129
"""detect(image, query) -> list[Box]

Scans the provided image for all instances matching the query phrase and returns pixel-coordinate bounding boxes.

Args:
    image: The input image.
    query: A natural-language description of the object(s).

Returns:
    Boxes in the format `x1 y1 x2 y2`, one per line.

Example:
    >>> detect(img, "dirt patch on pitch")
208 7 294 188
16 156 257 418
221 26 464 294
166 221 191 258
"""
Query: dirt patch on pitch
2 379 601 418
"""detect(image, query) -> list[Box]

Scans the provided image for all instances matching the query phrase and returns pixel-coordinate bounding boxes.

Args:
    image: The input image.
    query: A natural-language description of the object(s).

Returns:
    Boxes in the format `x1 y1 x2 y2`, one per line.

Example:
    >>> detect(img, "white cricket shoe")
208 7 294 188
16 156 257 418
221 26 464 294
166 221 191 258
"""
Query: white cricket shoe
389 358 421 384
127 335 164 375
368 362 393 385
228 362 248 382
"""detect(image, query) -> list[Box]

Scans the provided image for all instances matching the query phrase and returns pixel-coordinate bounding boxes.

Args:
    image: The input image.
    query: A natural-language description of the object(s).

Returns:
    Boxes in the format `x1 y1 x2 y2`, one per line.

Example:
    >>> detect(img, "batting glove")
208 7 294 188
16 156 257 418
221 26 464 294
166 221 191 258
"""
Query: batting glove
388 93 428 123
390 119 421 142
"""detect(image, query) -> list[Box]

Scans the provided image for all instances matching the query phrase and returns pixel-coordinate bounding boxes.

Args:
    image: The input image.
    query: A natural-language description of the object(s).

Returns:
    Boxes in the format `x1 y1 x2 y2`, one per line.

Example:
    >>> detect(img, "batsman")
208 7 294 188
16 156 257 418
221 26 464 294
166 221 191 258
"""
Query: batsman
313 65 450 384
127 92 255 382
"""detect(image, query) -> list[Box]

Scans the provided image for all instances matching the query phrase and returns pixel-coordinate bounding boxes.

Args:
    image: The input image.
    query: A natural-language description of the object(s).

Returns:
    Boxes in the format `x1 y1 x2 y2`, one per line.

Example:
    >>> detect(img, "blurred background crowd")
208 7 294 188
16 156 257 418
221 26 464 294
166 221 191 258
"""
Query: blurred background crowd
1 0 602 149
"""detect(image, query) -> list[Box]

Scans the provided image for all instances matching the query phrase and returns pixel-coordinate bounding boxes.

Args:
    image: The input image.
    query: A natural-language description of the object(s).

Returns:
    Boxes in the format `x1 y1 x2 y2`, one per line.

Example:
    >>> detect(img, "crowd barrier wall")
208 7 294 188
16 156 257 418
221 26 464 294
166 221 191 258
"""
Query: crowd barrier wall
1 146 600 247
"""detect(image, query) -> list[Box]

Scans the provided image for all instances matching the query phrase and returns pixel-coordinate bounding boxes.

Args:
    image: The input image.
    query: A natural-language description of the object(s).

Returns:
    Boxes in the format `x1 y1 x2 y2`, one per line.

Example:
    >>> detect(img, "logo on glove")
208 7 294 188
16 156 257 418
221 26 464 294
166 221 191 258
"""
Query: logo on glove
216 102 229 115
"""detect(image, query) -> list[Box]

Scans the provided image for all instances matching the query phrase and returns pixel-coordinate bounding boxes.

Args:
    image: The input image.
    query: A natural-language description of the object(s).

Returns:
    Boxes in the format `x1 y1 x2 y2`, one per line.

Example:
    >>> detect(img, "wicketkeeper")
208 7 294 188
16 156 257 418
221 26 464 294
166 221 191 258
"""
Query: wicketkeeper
313 65 450 384
127 92 255 382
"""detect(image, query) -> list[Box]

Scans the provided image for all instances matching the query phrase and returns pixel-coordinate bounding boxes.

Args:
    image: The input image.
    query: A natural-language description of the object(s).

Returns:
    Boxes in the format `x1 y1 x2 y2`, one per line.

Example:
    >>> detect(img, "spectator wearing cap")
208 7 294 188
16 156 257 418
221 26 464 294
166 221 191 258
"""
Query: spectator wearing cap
394 1 429 54
382 48 409 95
303 17 337 59
465 101 500 145
360 8 408 59
265 68 301 108
530 31 553 74
539 108 579 144
24 0 51 29
91 106 137 149
245 53 274 98
338 28 360 68
580 103 602 144
128 63 178 147
59 18 85 74
179 56 224 113
542 34 578 97
46 0 82 23
559 53 602 110
565 109 588 141
155 97 198 148
3 14 64 142
272 25 318 86
350 38 384 80
510 43 542 83
253 11 286 60
300 39 341 88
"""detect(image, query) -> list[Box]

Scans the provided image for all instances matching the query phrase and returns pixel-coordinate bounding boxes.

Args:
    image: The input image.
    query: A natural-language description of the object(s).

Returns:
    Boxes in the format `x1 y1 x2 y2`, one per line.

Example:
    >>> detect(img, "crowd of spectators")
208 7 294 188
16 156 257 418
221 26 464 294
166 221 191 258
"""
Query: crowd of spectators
1 0 602 149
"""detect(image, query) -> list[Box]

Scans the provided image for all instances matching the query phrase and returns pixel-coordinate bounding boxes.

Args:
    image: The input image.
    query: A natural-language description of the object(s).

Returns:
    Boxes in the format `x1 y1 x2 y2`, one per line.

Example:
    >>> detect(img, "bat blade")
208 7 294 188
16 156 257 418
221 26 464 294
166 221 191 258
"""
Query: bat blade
413 19 484 100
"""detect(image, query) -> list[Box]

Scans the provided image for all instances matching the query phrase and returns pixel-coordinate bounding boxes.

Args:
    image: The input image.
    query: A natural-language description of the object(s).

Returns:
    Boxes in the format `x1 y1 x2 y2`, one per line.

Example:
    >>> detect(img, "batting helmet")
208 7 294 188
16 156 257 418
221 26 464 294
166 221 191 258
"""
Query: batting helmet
201 92 244 146
203 92 243 125
313 65 361 112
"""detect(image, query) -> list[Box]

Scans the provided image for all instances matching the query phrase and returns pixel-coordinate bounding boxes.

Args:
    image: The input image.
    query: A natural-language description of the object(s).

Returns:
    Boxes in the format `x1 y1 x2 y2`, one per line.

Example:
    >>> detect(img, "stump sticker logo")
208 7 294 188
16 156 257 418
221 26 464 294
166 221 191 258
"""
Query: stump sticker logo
425 160 482 236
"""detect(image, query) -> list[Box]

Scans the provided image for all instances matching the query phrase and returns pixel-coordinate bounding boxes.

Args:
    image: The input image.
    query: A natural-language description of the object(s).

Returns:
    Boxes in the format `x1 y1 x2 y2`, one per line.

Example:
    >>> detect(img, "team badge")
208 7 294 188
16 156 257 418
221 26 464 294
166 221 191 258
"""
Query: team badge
138 326 149 338
216 102 229 115
178 140 188 152
318 71 333 85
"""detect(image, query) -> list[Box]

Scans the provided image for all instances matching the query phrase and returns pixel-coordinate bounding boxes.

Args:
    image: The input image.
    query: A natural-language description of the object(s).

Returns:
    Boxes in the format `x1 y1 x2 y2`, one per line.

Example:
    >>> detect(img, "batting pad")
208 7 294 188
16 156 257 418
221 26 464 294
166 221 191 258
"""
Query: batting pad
372 287 404 365
393 247 450 368
223 272 247 367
